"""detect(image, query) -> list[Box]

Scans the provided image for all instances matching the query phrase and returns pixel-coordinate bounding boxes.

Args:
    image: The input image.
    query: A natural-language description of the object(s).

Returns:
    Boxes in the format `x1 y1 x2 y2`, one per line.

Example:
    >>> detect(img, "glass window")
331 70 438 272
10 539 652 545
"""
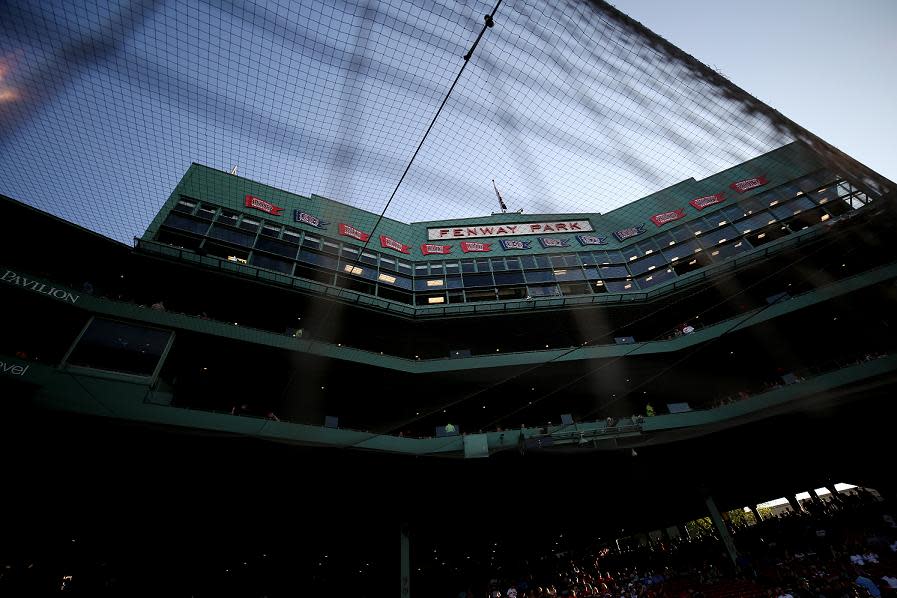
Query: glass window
797 170 836 192
208 225 254 246
686 218 711 237
414 264 429 277
301 235 321 249
809 185 840 206
462 272 495 288
444 275 463 289
260 224 281 238
594 250 623 265
218 210 239 226
558 282 591 296
415 277 446 291
604 279 637 293
651 231 677 248
564 254 582 267
524 270 556 284
771 197 815 220
598 264 629 279
461 259 476 273
397 260 413 275
466 289 497 302
527 284 559 297
419 293 447 306
66 318 172 377
497 287 527 301
698 225 737 248
162 213 209 235
239 217 260 232
360 251 378 265
534 255 552 269
667 224 693 243
298 249 338 269
255 236 299 259
635 238 660 256
490 257 507 271
550 255 567 268
505 257 521 270
579 252 599 266
784 206 829 229
708 239 753 261
379 273 412 290
322 240 340 254
476 259 491 272
251 253 293 274
737 196 765 215
662 238 702 262
493 271 526 286
378 286 413 304
732 211 775 234
282 227 301 243
444 261 460 273
174 199 197 214
430 262 444 274
552 267 585 282
447 290 464 304
197 205 217 220
519 255 537 269
719 204 748 223
380 257 396 271
622 245 640 262
628 253 668 276
636 267 675 289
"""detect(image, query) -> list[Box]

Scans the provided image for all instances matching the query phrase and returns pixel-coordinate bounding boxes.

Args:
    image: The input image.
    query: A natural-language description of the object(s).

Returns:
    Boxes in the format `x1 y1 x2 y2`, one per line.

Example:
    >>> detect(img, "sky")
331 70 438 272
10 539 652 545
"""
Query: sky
611 0 897 182
0 0 892 243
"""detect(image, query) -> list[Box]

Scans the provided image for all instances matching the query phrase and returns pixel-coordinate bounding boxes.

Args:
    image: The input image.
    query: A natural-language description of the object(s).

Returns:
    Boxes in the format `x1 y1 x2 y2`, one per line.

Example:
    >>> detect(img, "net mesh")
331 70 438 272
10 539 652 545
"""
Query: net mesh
0 0 890 243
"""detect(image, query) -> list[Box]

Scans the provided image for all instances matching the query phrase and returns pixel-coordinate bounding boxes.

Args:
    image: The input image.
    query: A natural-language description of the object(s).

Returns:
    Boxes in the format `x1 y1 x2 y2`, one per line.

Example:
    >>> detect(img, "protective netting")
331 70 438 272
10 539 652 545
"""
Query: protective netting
0 0 889 243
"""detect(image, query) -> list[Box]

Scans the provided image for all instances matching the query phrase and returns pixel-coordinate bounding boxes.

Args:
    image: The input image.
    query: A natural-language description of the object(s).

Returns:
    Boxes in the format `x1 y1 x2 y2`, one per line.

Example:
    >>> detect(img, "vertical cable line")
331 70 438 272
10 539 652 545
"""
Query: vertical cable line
312 1 503 336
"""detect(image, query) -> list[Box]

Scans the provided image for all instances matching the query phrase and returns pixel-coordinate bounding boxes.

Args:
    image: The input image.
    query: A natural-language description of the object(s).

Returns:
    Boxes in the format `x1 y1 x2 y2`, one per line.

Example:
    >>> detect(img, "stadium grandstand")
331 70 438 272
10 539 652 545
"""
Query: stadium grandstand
1 0 895 596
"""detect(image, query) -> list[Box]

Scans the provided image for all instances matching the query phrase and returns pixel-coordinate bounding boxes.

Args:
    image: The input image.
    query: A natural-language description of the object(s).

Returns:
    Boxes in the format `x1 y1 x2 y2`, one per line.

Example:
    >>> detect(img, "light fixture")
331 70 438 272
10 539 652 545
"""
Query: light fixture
426 279 444 287
427 296 445 304
377 273 395 283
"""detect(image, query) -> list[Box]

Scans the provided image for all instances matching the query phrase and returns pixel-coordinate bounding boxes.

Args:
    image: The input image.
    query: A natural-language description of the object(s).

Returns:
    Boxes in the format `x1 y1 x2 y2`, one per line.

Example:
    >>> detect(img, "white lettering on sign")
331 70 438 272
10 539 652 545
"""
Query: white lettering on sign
0 360 30 377
1 270 79 304
427 220 592 241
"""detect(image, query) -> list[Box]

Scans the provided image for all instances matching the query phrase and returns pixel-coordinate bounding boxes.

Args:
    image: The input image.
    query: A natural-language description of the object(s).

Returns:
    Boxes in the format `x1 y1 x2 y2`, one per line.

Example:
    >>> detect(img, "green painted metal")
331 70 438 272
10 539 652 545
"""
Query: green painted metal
143 142 826 261
6 353 896 457
5 259 896 374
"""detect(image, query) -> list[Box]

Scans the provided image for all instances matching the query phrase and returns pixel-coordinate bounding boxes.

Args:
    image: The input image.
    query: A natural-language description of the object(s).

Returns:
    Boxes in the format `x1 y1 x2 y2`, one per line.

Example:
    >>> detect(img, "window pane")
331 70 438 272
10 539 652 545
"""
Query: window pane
636 267 675 289
527 284 559 297
162 213 209 235
208 225 254 246
552 267 585 282
628 253 668 276
698 225 737 248
524 270 556 283
733 211 775 234
255 237 299 258
251 253 293 274
462 272 495 288
771 197 815 220
598 265 629 278
604 279 637 293
67 319 171 376
493 271 526 286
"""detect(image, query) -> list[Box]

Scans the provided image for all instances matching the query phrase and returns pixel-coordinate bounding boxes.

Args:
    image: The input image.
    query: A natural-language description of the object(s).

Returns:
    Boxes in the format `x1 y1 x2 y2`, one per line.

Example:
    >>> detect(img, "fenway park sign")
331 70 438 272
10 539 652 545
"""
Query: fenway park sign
427 220 593 241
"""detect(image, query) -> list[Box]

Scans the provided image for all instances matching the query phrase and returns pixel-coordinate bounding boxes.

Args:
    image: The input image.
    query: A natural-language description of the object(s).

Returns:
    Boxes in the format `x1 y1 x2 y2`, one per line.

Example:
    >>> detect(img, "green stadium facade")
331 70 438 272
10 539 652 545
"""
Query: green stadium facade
3 140 896 462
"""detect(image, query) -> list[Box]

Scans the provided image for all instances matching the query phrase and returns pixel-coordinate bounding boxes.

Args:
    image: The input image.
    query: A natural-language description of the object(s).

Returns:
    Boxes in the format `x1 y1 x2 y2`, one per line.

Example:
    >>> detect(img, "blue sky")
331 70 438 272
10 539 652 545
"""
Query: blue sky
612 0 896 182
0 1 890 243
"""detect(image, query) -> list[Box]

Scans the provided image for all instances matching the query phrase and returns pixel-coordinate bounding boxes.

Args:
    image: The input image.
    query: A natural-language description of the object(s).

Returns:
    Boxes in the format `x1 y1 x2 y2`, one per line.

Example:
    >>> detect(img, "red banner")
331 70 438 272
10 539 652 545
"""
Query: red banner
689 193 726 211
338 223 370 242
420 243 452 255
244 194 284 216
461 241 492 253
730 176 768 193
379 235 410 254
650 208 686 227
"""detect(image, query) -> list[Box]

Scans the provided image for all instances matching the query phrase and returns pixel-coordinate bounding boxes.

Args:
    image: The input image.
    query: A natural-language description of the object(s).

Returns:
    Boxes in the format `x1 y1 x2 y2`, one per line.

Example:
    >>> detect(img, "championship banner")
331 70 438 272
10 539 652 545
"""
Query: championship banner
500 240 531 250
650 208 686 227
244 194 284 216
420 243 452 255
576 234 608 246
689 193 726 210
613 224 646 243
379 235 410 254
730 176 768 193
538 237 570 248
293 210 329 229
338 223 370 242
460 241 492 253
